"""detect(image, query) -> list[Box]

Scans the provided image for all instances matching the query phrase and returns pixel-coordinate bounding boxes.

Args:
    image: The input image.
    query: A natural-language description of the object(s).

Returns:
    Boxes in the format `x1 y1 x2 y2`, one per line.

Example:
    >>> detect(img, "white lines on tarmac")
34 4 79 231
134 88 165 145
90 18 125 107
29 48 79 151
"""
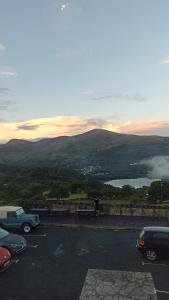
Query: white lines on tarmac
11 259 20 264
156 289 169 294
53 244 65 258
77 248 90 256
23 234 47 237
142 261 167 267
27 244 39 249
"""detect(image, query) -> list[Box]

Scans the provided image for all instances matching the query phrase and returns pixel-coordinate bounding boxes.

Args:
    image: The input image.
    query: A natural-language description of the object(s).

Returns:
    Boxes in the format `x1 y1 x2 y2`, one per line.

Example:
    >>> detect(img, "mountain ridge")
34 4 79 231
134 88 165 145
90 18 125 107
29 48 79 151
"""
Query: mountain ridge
2 128 168 145
0 129 168 180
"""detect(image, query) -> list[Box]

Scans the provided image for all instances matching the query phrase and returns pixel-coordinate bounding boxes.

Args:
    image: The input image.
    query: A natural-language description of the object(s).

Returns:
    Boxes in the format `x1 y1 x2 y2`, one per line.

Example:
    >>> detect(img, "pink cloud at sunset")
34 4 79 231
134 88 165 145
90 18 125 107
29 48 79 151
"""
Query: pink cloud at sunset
0 116 169 143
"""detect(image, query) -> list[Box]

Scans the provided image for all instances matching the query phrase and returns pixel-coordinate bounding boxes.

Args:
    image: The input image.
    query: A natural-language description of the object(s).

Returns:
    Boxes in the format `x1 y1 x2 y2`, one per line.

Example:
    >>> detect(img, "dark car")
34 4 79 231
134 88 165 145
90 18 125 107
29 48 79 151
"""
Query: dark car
137 226 169 261
0 247 11 272
0 227 27 256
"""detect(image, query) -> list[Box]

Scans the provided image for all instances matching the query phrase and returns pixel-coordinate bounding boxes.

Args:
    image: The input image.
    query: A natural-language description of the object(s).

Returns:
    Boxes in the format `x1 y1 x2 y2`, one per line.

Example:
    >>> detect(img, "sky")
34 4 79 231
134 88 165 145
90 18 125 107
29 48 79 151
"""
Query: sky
1 0 169 142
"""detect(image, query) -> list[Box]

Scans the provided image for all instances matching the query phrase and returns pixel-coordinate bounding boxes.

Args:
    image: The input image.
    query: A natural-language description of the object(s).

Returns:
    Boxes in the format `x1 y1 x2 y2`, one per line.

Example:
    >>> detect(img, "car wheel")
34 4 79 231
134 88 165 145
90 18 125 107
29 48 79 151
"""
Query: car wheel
22 223 32 234
145 249 158 261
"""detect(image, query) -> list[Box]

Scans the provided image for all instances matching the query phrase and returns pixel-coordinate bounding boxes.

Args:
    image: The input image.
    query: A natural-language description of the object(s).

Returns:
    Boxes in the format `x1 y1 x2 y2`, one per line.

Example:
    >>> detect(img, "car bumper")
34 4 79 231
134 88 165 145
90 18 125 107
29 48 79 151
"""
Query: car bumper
32 221 40 228
0 259 11 272
136 244 145 254
11 243 27 255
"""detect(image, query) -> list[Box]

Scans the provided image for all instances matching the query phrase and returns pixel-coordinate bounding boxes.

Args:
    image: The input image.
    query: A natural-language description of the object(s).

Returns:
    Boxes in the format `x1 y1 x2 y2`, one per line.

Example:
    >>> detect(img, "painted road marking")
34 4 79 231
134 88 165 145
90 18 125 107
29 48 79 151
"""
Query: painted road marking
23 234 47 237
156 289 169 294
78 248 90 256
142 261 167 267
11 259 20 264
53 244 64 258
27 244 39 248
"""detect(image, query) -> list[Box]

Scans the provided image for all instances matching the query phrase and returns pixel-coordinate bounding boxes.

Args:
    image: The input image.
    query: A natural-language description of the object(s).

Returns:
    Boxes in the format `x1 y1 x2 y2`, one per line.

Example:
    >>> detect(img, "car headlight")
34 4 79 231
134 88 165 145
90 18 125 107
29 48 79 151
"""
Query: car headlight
10 244 20 248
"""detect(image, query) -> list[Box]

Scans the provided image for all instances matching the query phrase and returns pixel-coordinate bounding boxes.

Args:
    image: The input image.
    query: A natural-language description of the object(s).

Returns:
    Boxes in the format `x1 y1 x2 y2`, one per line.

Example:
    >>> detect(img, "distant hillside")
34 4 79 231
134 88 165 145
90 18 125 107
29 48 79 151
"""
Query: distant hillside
0 129 169 179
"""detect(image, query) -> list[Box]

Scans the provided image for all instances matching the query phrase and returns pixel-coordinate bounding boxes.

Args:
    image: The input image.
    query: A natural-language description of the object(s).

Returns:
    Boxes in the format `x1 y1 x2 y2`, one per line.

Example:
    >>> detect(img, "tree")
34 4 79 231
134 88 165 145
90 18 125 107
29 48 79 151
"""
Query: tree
149 180 169 202
120 185 135 198
48 184 69 199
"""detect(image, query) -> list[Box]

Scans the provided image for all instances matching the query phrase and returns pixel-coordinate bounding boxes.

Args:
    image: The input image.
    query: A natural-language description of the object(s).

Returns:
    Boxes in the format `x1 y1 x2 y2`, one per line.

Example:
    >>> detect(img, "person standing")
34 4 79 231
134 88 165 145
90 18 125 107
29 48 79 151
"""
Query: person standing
94 199 100 215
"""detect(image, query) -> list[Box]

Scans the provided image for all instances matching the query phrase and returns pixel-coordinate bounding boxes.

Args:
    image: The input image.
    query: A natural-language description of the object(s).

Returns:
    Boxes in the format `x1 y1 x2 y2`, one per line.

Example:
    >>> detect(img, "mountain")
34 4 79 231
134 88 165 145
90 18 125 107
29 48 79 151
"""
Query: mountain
0 129 169 180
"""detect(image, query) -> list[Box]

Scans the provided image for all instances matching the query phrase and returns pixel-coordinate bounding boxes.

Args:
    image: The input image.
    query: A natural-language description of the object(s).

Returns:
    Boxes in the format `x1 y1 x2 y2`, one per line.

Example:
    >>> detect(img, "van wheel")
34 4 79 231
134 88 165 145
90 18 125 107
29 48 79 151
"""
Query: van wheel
145 249 158 261
22 223 32 234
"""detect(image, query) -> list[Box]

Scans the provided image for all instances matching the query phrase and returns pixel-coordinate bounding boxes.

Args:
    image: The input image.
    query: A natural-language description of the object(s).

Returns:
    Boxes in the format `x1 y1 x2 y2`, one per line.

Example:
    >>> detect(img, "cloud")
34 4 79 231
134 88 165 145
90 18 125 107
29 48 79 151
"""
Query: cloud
52 1 82 31
53 47 92 61
84 91 146 102
17 124 41 131
60 4 66 12
1 116 169 143
0 118 6 123
0 43 6 51
0 116 118 143
141 156 169 179
113 92 146 102
91 95 113 101
0 88 10 95
0 66 17 77
53 49 82 60
0 100 13 111
119 120 169 136
160 59 169 65
160 55 169 64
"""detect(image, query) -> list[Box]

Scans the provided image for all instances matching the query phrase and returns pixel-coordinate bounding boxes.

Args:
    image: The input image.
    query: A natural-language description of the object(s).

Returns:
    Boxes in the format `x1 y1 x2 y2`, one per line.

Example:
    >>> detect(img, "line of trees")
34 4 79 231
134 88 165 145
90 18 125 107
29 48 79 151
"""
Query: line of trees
0 165 169 208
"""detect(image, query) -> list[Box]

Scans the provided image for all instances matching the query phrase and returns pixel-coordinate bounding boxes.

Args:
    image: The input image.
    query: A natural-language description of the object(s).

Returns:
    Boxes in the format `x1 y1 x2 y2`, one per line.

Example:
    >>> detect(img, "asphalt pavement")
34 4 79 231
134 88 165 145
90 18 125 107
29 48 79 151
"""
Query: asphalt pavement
40 214 168 228
0 227 169 300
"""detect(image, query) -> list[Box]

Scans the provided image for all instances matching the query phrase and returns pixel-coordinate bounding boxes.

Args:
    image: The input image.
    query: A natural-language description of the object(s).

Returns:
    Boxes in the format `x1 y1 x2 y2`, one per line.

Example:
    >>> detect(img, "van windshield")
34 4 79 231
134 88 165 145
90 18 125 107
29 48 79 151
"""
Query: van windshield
16 208 24 216
0 228 9 239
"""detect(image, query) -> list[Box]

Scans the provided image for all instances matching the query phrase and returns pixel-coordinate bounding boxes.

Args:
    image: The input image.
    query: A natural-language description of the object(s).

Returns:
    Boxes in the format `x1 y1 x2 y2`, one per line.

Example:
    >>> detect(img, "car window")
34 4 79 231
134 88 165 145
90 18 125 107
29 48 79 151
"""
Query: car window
151 232 169 240
16 208 24 216
7 212 16 218
0 228 9 239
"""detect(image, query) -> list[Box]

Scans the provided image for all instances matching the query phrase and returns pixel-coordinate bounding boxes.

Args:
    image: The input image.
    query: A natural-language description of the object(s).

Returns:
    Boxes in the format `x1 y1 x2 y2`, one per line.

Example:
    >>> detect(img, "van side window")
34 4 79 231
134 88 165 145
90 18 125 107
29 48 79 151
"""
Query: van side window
7 212 16 218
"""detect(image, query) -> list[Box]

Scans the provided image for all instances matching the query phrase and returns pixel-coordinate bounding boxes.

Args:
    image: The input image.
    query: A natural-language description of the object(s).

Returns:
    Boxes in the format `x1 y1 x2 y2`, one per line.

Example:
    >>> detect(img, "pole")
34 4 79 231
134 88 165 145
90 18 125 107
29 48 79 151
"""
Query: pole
160 180 163 202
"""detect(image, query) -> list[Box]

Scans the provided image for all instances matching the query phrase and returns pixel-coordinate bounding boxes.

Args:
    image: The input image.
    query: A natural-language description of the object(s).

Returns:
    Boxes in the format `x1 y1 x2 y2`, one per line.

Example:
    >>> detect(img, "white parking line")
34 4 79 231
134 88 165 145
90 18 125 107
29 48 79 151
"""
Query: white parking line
156 289 169 294
11 259 20 264
78 248 90 256
27 244 39 248
142 261 167 267
53 244 64 258
23 234 47 237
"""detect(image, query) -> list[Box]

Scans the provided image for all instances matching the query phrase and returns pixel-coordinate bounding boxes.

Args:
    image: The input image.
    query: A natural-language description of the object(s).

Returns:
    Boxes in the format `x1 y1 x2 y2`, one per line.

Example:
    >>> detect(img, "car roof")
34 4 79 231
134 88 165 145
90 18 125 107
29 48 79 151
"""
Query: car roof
0 206 22 212
144 226 169 233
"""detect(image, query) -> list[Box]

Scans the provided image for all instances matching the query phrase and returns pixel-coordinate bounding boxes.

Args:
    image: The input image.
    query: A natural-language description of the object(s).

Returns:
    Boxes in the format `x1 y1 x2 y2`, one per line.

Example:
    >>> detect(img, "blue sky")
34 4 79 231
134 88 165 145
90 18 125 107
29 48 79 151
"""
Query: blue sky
1 0 169 142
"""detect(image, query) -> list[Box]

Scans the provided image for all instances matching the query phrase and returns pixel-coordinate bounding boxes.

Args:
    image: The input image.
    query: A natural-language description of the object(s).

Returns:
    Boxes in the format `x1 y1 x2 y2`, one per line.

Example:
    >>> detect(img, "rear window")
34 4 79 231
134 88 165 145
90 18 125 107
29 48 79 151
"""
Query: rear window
150 232 169 240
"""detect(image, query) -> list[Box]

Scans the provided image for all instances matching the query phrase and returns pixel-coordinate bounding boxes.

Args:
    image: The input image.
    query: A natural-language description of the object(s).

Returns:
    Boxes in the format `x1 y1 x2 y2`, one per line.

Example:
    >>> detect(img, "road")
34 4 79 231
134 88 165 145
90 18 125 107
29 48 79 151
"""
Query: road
0 227 169 300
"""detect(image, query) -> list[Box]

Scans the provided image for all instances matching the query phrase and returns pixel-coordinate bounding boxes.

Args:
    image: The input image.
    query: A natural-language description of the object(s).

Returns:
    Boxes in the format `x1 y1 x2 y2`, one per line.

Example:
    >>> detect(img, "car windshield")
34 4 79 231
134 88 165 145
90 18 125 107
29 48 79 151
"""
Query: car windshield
16 208 24 216
0 228 9 239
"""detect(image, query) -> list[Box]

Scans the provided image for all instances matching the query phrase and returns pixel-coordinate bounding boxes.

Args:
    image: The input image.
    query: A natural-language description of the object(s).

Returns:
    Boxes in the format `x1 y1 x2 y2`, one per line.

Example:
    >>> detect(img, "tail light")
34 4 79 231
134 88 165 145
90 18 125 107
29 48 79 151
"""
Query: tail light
138 239 145 246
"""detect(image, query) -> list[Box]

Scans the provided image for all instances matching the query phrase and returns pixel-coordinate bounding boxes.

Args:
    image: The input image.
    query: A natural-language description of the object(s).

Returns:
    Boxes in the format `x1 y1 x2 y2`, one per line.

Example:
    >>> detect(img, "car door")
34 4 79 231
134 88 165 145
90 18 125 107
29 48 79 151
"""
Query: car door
3 212 20 229
148 232 169 258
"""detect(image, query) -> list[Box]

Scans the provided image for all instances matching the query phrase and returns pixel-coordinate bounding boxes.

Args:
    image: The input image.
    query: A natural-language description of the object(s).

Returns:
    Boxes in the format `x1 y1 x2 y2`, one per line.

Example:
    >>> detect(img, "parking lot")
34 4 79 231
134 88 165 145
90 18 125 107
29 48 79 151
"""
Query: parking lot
1 226 169 300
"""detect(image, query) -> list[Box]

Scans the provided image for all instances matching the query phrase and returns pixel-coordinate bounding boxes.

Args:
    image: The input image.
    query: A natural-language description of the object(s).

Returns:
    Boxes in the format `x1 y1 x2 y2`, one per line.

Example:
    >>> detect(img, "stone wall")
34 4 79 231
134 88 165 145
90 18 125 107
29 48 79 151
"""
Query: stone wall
45 199 169 218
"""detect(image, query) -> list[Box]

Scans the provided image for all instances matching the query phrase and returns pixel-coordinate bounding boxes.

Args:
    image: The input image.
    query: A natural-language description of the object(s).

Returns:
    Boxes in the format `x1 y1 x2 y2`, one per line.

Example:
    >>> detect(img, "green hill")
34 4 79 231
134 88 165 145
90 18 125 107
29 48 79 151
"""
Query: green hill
0 129 169 179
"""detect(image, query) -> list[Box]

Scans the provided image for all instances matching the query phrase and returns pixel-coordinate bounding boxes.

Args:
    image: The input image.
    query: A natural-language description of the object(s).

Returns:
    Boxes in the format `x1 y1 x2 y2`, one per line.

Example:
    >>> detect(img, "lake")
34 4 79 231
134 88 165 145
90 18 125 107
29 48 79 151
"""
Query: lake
105 178 159 188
